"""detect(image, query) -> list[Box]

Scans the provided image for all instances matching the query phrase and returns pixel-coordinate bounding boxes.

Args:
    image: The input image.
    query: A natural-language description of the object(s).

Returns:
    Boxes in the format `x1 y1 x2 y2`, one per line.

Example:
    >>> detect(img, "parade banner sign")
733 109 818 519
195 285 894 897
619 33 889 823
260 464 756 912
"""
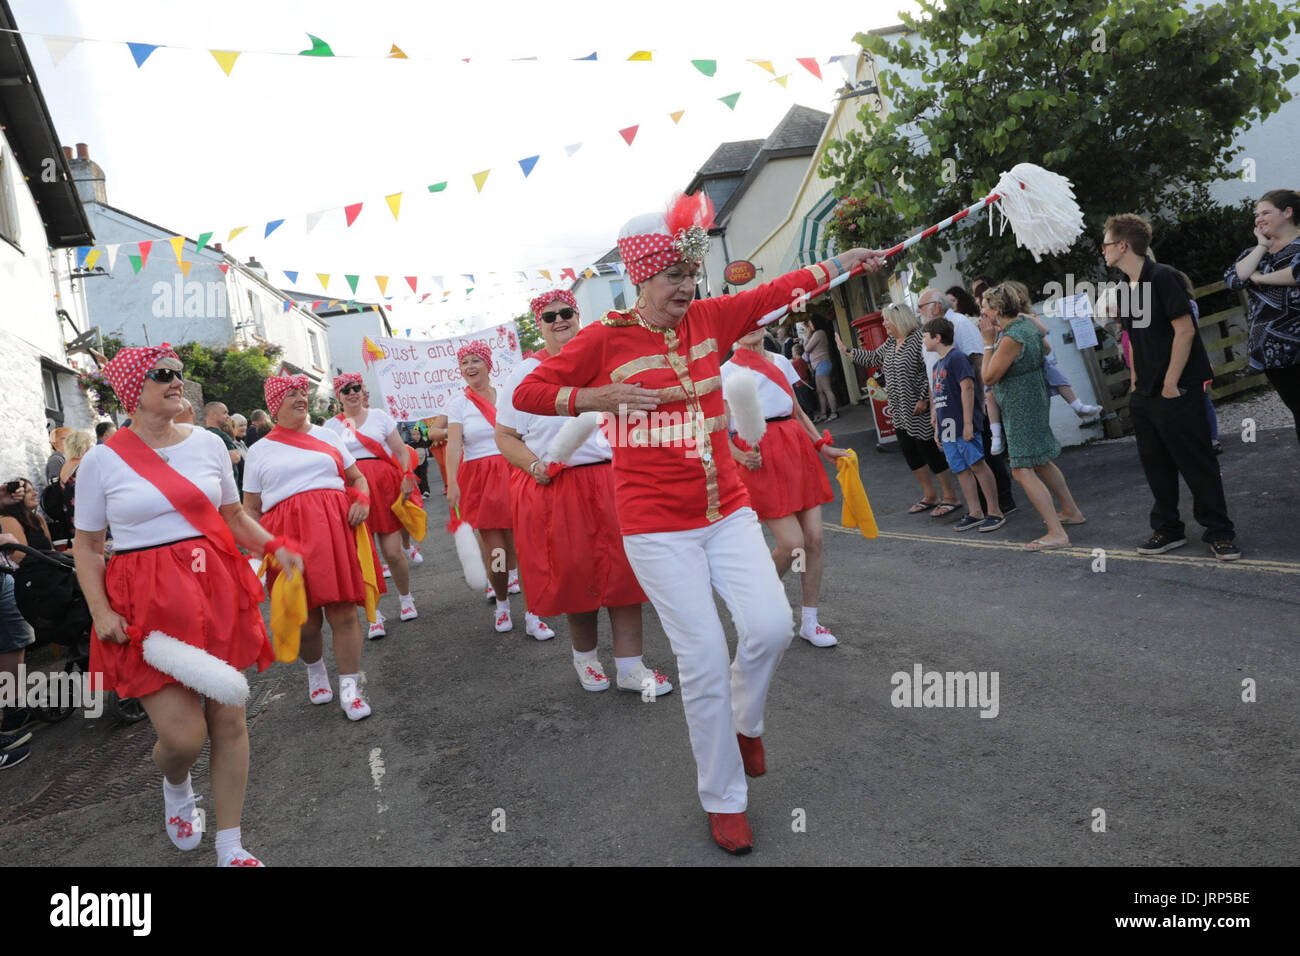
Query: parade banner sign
368 325 523 422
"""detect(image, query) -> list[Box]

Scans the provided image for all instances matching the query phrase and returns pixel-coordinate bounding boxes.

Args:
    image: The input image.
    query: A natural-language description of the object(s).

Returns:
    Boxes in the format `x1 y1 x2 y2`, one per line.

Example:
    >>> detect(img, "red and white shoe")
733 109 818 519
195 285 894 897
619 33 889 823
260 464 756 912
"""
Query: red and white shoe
399 595 418 621
307 670 333 705
219 849 265 867
367 611 386 641
507 568 521 595
616 664 674 697
494 607 513 633
574 658 610 692
484 584 495 603
405 546 423 566
525 612 554 641
799 623 838 648
340 679 371 721
381 562 392 579
164 793 203 851
708 812 753 855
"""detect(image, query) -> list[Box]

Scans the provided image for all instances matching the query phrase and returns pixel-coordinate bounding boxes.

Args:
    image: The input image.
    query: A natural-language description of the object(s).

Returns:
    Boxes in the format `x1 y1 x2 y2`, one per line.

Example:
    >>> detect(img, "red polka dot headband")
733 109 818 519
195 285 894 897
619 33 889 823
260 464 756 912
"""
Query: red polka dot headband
616 192 716 286
530 289 577 318
264 374 310 419
332 372 364 394
457 341 493 373
101 343 179 414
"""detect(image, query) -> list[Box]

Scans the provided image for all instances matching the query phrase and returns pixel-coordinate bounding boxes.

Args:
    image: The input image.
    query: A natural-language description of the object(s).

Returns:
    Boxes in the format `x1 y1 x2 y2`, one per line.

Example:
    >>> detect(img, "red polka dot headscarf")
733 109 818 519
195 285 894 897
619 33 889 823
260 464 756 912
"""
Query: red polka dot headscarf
616 191 716 286
264 374 310 419
332 372 364 394
530 289 577 318
101 343 179 414
457 341 494 373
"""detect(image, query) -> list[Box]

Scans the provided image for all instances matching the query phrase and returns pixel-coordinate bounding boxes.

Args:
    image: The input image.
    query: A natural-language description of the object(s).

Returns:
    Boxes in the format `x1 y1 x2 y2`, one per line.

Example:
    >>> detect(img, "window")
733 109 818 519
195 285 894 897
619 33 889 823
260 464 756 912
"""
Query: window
0 146 22 248
42 367 63 418
308 329 323 368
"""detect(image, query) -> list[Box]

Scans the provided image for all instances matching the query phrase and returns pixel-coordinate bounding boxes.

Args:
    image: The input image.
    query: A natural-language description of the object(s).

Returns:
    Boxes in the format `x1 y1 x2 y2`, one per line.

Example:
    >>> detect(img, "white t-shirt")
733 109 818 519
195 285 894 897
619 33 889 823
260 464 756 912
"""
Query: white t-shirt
322 408 397 461
446 389 502 461
243 425 356 512
924 310 987 394
74 426 239 550
497 357 612 467
721 351 799 423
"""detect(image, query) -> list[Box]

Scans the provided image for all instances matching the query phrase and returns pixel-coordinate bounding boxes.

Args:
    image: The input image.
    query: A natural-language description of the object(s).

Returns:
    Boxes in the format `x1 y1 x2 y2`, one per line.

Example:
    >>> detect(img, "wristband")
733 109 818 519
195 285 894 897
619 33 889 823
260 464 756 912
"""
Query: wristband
983 346 995 351
264 535 302 558
347 487 370 507
831 255 845 275
814 430 833 450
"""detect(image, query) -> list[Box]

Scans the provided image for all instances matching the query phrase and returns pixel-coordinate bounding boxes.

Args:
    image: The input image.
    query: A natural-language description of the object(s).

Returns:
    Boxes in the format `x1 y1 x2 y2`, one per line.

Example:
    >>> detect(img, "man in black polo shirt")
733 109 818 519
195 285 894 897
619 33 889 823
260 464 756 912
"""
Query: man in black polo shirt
1103 214 1240 560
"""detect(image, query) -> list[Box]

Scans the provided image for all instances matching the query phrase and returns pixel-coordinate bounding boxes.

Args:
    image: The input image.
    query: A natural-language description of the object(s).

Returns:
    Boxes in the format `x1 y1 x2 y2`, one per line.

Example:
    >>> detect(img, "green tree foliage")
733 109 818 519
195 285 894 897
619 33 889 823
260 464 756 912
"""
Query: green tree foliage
820 0 1300 294
172 343 284 417
515 312 544 354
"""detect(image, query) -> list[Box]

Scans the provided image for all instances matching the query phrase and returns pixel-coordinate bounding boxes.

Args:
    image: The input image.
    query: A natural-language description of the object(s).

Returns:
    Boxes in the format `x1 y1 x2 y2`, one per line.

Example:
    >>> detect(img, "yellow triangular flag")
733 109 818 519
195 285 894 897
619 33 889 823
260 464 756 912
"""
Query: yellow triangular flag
84 249 101 271
387 44 407 59
472 169 490 193
669 110 685 124
584 268 595 279
228 226 246 242
169 235 185 266
748 59 775 74
375 276 389 296
210 50 241 76
179 260 193 277
627 50 652 61
317 273 330 291
385 193 402 220
328 300 339 308
772 73 790 87
539 270 552 281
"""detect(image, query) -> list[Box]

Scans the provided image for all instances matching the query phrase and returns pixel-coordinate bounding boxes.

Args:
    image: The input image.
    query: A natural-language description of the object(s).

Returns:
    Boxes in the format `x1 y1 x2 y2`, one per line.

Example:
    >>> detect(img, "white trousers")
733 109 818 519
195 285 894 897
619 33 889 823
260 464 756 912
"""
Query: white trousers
622 507 793 813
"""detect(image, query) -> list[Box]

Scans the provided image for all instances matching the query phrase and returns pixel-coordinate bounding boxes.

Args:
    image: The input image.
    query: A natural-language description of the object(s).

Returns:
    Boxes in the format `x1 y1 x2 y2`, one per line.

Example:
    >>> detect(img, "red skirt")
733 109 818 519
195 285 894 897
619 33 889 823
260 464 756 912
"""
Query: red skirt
91 537 274 700
356 457 403 535
738 418 834 520
262 487 365 610
510 462 646 617
458 454 513 530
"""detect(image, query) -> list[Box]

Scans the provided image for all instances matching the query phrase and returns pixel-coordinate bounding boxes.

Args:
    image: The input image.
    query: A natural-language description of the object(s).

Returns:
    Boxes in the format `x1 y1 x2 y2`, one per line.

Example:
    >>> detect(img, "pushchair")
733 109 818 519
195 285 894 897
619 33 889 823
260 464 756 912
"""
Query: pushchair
0 542 146 724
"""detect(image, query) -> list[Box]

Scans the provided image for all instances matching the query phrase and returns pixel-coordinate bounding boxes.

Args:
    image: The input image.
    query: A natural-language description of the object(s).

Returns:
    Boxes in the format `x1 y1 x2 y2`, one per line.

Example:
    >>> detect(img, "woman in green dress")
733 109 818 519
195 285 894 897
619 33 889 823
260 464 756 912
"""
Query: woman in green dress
979 285 1086 551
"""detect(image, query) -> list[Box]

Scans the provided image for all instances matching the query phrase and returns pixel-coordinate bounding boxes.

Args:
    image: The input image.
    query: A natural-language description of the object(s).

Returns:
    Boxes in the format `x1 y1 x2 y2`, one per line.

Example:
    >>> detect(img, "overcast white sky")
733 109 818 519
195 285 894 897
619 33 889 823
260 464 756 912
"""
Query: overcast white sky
13 0 914 333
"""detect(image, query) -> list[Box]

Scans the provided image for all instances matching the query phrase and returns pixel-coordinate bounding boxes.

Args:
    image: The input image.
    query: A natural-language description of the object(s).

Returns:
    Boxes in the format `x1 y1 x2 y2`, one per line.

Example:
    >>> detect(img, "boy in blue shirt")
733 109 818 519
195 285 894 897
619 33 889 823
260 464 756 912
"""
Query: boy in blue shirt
923 317 1005 532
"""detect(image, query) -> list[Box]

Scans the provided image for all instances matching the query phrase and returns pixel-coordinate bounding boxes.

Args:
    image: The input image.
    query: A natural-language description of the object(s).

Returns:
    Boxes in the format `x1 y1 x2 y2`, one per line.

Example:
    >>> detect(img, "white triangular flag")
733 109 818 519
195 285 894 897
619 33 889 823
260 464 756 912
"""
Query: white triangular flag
104 244 119 273
564 143 583 157
836 53 857 81
43 37 81 67
305 209 327 234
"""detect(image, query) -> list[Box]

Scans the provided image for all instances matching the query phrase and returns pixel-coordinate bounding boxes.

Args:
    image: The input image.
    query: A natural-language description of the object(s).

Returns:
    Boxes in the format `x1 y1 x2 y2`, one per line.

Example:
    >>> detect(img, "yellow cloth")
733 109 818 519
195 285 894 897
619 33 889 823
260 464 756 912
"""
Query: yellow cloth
390 496 428 542
835 449 878 539
267 559 307 663
355 523 380 623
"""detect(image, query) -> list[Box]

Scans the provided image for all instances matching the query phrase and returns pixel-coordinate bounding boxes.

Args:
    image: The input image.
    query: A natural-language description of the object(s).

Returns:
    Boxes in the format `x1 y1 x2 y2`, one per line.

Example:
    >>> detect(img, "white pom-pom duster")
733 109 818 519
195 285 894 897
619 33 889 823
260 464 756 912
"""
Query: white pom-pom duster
725 370 766 446
141 631 250 707
453 521 489 591
992 163 1085 262
544 412 602 464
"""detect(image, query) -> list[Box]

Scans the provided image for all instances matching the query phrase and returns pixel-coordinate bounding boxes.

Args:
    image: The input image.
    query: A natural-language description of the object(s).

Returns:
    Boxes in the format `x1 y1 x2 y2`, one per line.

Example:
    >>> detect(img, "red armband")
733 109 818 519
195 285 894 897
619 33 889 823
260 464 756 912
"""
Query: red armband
264 535 303 558
347 486 371 507
813 430 832 450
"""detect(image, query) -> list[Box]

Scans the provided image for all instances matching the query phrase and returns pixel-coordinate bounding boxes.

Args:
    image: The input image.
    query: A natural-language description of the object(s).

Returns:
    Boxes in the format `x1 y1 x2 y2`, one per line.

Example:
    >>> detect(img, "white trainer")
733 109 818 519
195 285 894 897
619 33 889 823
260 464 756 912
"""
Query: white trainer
525 613 554 641
219 849 265 867
484 584 495 603
507 569 521 595
494 607 513 633
800 623 838 647
990 433 1005 455
164 791 203 851
399 597 418 622
368 611 386 640
307 670 333 705
616 664 674 696
381 563 392 579
406 546 423 566
574 658 611 692
340 679 371 721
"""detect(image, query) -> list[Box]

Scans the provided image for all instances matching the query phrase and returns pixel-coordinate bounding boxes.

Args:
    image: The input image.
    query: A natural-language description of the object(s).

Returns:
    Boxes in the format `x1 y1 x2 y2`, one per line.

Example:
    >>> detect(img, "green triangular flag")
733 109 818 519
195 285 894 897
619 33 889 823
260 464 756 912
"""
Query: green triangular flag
346 275 360 294
195 231 213 255
691 59 717 77
427 182 447 193
299 34 334 57
129 254 143 274
718 92 741 110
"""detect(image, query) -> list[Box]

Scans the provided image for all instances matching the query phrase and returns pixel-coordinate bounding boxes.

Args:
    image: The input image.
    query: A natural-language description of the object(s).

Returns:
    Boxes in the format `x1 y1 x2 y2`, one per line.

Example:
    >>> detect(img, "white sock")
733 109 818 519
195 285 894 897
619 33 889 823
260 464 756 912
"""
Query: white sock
305 658 328 683
801 606 819 629
162 773 194 804
991 423 1004 440
496 599 510 613
1068 398 1085 412
215 826 241 862
573 647 597 663
399 592 414 604
615 655 642 679
340 674 359 695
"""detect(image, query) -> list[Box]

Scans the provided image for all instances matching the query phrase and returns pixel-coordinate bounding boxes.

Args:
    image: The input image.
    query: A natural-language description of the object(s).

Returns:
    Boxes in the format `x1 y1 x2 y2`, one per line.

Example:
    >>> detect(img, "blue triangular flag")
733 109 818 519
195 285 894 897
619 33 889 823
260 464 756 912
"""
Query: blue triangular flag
463 274 475 284
127 43 158 68
283 301 292 313
76 245 91 267
265 219 285 238
518 155 539 178
575 51 597 61
284 270 299 284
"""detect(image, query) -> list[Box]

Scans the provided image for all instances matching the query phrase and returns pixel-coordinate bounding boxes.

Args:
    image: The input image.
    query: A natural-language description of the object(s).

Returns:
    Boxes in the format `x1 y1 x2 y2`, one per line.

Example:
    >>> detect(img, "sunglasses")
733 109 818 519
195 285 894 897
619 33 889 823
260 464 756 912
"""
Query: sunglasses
541 308 575 324
339 384 364 395
144 368 184 384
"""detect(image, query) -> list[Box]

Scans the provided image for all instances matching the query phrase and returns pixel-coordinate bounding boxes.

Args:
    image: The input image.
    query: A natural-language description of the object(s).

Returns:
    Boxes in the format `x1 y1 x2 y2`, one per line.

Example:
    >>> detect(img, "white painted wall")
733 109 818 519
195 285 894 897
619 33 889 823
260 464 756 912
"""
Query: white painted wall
571 273 629 329
324 310 389 400
708 155 815 296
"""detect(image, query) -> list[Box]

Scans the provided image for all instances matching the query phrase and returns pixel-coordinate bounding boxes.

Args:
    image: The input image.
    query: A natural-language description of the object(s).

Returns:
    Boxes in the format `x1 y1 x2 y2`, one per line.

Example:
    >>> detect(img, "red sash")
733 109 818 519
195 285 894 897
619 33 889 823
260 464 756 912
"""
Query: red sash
334 413 404 471
266 425 347 483
105 427 263 600
730 348 796 404
464 387 497 427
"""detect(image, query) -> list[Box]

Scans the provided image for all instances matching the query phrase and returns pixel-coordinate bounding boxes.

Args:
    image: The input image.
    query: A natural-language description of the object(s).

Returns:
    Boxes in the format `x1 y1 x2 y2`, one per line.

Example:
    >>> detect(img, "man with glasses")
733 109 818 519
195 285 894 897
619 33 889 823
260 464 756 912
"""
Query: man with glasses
917 288 1017 517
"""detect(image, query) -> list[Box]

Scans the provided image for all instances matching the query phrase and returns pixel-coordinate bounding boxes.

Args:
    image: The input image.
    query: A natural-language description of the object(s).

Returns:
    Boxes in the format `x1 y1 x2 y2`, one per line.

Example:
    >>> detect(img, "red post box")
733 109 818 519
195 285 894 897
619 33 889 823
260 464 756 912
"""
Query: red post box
849 311 896 442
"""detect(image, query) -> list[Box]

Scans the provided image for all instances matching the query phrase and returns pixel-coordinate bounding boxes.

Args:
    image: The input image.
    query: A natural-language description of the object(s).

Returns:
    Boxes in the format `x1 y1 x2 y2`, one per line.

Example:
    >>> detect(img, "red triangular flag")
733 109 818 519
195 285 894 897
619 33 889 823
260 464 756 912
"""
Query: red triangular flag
560 267 577 281
405 276 418 293
344 202 363 227
618 125 639 146
137 240 153 268
218 263 230 274
796 57 822 79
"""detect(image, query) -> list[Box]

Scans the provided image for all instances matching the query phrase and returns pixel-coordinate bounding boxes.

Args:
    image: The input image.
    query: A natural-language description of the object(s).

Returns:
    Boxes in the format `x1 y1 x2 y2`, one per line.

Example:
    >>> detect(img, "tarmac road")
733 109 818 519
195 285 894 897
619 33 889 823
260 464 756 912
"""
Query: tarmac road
2 405 1296 866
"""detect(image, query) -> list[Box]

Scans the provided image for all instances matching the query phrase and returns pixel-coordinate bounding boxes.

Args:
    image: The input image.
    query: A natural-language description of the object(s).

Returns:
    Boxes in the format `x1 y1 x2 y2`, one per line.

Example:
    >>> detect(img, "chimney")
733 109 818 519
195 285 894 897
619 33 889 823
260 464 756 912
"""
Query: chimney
62 146 72 160
68 142 107 205
76 143 89 160
213 242 223 253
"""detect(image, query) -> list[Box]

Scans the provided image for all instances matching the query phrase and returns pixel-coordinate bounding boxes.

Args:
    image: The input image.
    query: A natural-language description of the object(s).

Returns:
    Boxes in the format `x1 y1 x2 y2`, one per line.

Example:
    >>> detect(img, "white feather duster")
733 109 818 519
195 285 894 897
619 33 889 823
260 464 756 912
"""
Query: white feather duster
725 370 766 446
141 631 250 707
544 412 602 464
992 163 1085 262
453 520 489 591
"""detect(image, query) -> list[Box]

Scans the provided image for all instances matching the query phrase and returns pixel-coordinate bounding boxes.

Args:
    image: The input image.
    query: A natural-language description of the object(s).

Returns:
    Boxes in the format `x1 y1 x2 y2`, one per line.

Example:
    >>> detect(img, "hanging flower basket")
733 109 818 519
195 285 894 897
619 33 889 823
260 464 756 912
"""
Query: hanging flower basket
77 368 123 416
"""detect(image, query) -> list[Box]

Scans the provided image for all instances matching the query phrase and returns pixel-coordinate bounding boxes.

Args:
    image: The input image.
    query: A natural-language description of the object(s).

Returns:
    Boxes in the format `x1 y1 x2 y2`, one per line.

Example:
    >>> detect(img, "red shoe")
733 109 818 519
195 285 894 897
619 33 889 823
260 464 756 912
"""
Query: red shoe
737 733 765 777
708 812 753 855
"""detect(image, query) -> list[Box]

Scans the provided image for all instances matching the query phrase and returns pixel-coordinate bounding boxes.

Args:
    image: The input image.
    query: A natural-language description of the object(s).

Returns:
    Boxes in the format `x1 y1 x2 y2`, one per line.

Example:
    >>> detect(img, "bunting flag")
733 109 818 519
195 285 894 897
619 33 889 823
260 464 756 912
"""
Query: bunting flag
219 263 230 274
346 275 360 294
691 59 716 77
463 274 475 284
796 57 822 79
284 270 299 283
748 59 775 74
627 51 652 61
75 245 91 267
299 34 334 57
283 300 292 312
564 143 582 157
388 44 407 59
405 276 418 293
560 268 577 282
472 170 490 193
195 231 213 255
105 244 119 273
518 155 539 177
179 261 194 277
362 336 385 368
772 74 790 87
375 276 389 295
718 92 741 110
317 273 330 291
611 263 627 276
168 235 185 266
84 249 102 271
618 125 639 146
228 226 247 242
210 49 241 76
305 210 326 234
575 52 597 61
129 254 143 274
669 110 685 124
583 268 595 279
265 219 285 237
43 37 80 66
127 42 158 67
344 203 364 227
427 181 448 192
137 240 153 269
385 193 402 219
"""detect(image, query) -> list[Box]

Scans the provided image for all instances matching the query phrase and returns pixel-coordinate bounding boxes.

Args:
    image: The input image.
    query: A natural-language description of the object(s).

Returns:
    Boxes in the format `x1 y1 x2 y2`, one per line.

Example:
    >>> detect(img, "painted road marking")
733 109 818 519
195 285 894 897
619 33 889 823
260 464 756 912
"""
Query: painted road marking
824 523 1300 575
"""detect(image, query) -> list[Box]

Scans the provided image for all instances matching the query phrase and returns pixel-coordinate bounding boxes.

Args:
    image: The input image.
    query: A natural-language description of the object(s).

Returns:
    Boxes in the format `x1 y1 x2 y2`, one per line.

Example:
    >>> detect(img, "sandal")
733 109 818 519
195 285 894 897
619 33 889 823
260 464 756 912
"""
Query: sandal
1058 514 1087 526
1024 538 1069 551
908 500 940 515
929 502 960 518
